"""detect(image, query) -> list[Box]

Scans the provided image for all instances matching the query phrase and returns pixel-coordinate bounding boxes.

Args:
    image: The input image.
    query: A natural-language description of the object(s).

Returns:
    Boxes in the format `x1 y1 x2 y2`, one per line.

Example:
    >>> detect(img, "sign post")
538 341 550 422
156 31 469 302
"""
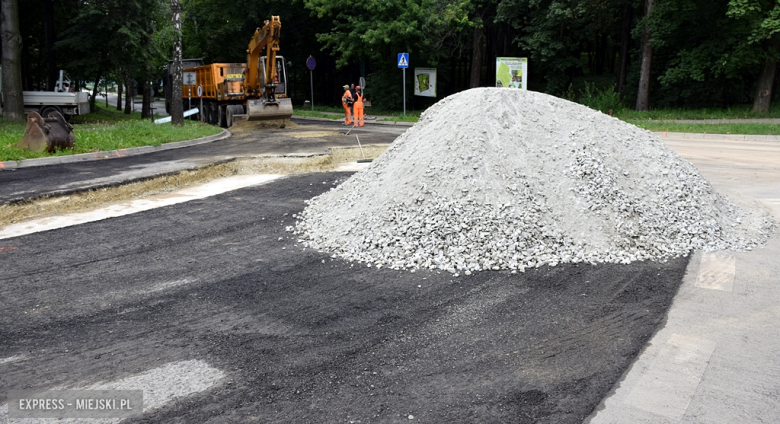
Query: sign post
306 56 316 110
183 72 196 121
397 53 409 117
197 85 203 125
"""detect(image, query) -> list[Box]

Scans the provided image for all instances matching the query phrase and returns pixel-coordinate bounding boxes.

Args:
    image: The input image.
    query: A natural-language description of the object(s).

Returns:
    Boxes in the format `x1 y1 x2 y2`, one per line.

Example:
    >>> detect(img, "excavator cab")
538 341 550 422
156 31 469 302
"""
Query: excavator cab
245 55 293 121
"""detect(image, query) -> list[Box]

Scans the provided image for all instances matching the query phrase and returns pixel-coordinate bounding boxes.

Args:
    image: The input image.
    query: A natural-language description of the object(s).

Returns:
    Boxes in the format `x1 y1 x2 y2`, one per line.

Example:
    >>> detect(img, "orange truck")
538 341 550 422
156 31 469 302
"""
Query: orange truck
181 16 292 127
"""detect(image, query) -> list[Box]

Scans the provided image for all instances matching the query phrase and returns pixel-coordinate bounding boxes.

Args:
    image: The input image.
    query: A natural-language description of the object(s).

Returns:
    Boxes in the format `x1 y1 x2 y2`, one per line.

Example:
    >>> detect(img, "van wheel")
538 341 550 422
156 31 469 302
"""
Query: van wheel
40 106 63 119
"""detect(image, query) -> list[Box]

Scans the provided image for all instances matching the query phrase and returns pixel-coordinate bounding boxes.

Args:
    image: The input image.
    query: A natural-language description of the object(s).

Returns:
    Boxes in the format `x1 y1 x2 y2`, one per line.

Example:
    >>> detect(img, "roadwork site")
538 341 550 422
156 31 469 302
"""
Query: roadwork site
1 90 780 423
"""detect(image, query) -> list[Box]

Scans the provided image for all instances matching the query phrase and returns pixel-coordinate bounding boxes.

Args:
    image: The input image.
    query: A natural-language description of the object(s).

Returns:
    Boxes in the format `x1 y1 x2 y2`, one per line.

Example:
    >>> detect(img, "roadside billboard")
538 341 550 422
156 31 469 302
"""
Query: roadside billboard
414 68 437 97
495 57 528 90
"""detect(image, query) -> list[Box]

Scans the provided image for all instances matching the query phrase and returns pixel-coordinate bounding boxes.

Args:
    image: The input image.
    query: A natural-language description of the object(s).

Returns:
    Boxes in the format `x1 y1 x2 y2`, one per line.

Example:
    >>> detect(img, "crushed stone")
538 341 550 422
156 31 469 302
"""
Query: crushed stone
291 88 775 272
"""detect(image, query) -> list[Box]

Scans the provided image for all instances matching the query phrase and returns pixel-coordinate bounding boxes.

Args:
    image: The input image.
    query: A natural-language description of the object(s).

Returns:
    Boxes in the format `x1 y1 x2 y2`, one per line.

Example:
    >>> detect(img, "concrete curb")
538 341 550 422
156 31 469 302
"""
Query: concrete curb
654 131 780 142
292 115 415 127
0 128 231 171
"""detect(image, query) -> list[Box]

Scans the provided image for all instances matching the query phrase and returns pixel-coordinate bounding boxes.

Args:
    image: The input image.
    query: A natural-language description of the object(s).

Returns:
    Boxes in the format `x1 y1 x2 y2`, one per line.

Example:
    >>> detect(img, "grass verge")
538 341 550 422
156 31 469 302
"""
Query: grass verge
628 121 780 135
0 103 221 162
0 146 388 227
615 104 780 120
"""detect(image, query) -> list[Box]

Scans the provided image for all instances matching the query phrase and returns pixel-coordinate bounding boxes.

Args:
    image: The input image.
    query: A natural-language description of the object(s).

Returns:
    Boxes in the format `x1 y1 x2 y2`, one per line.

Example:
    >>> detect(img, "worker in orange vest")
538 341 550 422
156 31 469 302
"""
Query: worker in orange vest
353 85 365 127
341 85 353 125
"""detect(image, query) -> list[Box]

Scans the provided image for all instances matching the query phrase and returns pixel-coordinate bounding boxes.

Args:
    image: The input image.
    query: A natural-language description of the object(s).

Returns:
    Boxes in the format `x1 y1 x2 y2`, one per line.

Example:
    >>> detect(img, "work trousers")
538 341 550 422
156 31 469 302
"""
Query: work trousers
354 101 364 126
342 102 352 124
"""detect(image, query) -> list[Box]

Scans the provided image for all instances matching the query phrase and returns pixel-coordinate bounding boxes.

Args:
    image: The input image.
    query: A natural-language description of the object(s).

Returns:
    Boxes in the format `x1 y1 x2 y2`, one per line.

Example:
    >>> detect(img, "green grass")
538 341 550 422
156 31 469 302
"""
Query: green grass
615 104 780 120
292 110 343 120
627 120 780 135
71 101 159 124
377 111 422 123
0 103 221 162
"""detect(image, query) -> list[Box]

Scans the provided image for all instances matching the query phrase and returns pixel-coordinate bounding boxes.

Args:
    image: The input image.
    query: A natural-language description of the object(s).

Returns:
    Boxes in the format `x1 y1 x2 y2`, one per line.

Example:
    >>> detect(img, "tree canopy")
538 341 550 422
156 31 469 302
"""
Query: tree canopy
13 0 780 112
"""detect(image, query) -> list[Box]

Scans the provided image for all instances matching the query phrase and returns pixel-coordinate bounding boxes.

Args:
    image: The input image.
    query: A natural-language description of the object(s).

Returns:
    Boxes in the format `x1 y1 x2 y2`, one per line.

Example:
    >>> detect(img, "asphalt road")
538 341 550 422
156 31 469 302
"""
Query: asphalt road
0 119 404 204
0 172 689 423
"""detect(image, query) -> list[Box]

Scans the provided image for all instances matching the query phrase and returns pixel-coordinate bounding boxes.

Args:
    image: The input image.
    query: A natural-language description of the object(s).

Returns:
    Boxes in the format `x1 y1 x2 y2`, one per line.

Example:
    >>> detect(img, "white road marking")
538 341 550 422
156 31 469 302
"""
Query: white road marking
624 334 716 420
0 174 282 240
0 359 225 423
0 355 26 365
695 251 736 292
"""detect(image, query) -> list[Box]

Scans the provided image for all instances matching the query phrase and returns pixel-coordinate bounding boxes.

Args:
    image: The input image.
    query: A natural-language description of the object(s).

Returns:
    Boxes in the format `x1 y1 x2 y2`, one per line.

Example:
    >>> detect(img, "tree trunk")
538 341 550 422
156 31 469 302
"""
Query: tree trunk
469 9 485 88
1 0 24 122
617 3 633 95
142 80 151 118
595 33 607 75
635 0 654 111
170 0 184 125
124 70 132 114
751 59 777 114
116 69 123 110
43 0 58 91
89 70 102 111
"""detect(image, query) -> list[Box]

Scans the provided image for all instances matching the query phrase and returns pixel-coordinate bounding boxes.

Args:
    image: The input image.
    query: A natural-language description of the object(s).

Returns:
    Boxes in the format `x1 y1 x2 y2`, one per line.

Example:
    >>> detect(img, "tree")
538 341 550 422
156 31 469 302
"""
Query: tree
170 0 183 125
43 0 57 90
635 0 654 110
728 0 780 113
497 0 624 95
616 2 633 95
1 0 24 122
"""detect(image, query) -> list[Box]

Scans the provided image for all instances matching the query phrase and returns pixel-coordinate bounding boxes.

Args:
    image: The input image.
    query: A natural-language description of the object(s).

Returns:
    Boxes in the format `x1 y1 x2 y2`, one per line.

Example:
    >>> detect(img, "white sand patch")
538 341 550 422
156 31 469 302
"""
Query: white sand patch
0 174 281 240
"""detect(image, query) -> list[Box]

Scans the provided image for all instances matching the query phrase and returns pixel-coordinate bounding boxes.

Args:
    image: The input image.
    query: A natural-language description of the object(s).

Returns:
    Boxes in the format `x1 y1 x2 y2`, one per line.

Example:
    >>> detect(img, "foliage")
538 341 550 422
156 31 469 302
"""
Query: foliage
577 82 623 113
496 0 629 94
302 0 475 69
628 120 780 135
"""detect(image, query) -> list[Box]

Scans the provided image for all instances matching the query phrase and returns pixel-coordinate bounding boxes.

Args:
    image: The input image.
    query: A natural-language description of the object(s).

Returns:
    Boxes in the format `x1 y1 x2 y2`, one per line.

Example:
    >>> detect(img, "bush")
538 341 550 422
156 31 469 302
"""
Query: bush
578 82 623 114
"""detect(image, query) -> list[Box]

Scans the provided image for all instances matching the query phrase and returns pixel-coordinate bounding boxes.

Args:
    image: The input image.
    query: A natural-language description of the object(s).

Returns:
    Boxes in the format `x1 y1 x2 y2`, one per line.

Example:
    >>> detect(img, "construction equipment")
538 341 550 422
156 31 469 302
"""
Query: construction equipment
179 16 292 127
18 111 75 152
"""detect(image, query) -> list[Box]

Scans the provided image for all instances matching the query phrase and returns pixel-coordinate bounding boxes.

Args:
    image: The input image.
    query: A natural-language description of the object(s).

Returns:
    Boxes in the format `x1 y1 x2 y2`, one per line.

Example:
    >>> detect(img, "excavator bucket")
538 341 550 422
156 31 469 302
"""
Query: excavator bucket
246 97 293 121
18 111 75 152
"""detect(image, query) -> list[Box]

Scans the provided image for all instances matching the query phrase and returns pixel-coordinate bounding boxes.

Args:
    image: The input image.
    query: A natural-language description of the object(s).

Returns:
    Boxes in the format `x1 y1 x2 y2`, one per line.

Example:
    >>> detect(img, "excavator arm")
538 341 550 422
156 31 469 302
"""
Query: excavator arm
243 16 292 121
246 16 281 100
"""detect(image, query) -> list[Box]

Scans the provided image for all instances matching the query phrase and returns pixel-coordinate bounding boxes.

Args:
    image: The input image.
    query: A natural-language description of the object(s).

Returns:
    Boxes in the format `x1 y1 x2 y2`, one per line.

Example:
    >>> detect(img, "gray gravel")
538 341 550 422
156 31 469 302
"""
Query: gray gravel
293 88 774 272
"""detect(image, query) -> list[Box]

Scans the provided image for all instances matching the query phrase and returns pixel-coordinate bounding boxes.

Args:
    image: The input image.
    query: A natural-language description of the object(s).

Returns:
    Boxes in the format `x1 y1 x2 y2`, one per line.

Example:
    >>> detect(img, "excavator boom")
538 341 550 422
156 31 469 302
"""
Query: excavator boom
244 16 292 121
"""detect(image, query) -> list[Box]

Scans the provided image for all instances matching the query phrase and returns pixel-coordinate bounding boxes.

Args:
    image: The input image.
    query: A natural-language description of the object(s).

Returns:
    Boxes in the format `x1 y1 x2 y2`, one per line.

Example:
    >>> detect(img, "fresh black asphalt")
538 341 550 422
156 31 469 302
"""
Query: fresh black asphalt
0 172 688 423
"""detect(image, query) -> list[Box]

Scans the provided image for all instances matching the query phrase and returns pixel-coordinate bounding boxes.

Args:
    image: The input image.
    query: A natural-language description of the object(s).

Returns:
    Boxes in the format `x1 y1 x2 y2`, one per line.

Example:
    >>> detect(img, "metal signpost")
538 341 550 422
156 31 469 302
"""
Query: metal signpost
183 72 196 121
306 56 316 110
197 85 204 125
397 53 409 117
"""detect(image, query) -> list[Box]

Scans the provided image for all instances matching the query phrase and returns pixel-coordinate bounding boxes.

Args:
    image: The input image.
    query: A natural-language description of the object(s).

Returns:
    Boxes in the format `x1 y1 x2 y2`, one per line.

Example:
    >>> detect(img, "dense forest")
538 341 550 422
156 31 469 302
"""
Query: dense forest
10 0 780 112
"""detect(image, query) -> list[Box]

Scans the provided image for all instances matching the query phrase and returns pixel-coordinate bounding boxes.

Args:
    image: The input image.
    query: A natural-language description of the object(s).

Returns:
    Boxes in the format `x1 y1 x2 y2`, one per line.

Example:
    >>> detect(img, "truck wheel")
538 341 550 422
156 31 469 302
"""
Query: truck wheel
40 106 63 119
210 103 218 125
218 105 227 127
226 105 234 128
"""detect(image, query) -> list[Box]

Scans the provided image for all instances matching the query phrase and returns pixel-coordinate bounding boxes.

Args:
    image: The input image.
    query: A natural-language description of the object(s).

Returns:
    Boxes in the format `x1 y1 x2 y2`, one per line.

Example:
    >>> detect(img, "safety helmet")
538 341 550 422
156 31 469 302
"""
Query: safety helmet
356 86 361 90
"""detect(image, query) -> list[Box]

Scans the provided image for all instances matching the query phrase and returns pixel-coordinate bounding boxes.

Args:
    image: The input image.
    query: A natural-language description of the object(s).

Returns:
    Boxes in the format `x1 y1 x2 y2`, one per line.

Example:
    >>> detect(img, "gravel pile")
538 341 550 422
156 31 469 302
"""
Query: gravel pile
291 88 774 273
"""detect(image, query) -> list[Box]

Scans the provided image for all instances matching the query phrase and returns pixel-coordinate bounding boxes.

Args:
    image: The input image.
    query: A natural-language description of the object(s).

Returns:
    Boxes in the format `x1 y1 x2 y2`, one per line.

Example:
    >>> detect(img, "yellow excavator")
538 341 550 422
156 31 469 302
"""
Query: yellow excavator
180 16 292 127
244 16 293 122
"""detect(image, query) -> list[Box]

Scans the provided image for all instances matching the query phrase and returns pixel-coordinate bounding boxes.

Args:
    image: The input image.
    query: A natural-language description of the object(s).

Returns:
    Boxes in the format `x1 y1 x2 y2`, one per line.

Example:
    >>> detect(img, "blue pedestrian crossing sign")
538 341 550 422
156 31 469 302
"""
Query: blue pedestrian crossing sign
397 53 409 68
